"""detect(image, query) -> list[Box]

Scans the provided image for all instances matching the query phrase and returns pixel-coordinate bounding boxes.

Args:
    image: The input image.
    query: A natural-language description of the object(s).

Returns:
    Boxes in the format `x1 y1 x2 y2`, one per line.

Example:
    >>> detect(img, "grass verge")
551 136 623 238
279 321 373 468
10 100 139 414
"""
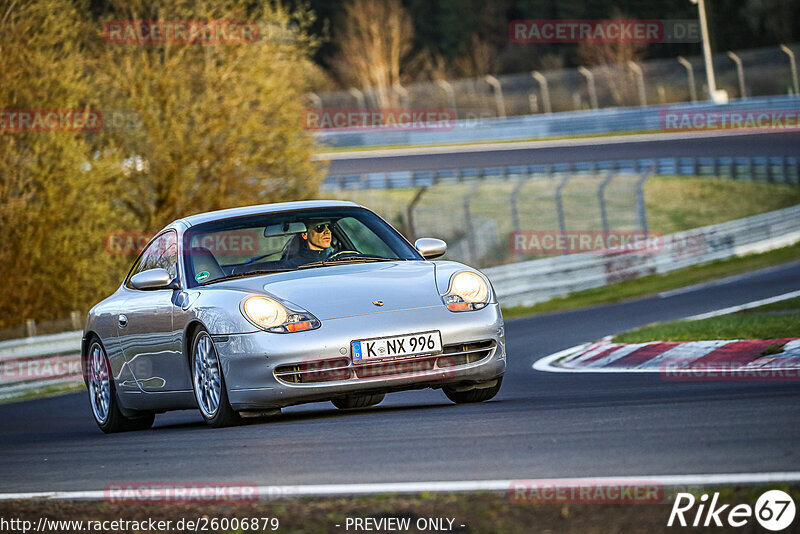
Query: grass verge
612 297 800 343
503 242 800 319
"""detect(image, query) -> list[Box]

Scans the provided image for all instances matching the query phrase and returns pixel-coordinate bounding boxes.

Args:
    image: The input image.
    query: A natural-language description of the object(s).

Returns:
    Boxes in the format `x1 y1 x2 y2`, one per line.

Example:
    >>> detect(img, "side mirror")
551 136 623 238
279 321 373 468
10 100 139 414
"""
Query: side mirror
130 268 178 290
414 238 447 259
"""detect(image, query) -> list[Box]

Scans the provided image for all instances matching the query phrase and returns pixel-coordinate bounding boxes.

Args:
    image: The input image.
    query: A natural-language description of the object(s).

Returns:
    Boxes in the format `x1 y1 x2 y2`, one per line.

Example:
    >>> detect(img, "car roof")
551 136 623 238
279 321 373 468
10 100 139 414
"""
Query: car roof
173 200 363 228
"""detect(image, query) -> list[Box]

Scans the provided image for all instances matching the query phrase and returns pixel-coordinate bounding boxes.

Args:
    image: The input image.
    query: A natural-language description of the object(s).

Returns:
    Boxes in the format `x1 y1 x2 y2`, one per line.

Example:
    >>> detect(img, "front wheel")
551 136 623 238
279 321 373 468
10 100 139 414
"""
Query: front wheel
87 339 154 433
191 329 240 428
443 377 503 404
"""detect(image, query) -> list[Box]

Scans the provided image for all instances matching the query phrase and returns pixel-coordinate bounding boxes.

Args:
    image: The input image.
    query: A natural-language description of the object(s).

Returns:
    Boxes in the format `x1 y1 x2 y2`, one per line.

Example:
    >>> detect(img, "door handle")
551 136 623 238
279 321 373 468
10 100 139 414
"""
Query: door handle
118 314 128 328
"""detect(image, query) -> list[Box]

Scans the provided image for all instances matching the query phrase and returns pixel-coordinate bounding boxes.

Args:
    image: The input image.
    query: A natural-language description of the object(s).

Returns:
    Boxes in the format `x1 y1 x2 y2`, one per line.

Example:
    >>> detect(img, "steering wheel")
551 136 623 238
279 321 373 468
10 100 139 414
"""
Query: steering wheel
329 250 360 259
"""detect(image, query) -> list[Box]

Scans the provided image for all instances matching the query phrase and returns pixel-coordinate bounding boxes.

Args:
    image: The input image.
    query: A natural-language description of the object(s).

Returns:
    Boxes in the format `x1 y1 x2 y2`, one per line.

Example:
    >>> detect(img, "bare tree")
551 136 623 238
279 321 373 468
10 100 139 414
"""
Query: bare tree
577 12 648 107
332 0 414 109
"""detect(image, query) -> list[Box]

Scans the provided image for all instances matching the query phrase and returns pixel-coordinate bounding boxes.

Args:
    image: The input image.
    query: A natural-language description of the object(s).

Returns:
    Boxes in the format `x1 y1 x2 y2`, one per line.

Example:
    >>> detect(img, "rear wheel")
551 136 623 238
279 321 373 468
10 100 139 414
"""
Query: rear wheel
191 329 240 428
443 377 503 404
87 339 154 433
332 393 385 410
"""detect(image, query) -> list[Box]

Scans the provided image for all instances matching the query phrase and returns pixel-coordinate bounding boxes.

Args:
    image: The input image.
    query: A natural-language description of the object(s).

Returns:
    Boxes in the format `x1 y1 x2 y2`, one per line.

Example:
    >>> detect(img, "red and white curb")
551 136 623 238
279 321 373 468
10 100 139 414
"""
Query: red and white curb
534 291 800 375
535 338 800 374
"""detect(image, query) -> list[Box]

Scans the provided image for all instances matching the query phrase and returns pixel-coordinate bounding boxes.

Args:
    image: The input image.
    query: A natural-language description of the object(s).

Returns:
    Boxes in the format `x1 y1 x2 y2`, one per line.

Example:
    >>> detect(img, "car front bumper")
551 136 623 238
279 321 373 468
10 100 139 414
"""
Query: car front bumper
215 303 506 410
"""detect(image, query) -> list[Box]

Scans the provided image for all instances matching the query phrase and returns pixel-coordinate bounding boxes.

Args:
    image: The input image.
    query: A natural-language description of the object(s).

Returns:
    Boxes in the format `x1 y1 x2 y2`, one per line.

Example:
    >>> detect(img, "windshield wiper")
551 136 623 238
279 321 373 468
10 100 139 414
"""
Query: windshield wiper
200 268 293 285
296 256 396 270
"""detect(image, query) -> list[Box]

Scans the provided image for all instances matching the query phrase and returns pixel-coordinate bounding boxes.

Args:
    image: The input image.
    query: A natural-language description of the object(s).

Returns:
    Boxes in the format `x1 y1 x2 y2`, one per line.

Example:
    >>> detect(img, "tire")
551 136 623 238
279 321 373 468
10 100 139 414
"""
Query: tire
191 329 241 428
331 393 385 410
443 377 503 404
86 339 154 433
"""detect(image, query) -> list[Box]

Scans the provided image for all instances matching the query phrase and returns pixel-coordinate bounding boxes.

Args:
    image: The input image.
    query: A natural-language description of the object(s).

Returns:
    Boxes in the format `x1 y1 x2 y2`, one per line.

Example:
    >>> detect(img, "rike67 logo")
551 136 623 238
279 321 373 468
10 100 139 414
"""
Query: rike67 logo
668 490 796 531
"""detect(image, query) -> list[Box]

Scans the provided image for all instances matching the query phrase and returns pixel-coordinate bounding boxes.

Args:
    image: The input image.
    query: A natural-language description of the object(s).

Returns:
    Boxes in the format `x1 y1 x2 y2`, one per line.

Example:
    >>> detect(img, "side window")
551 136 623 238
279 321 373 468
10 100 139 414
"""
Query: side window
126 231 178 288
337 217 394 257
154 231 178 279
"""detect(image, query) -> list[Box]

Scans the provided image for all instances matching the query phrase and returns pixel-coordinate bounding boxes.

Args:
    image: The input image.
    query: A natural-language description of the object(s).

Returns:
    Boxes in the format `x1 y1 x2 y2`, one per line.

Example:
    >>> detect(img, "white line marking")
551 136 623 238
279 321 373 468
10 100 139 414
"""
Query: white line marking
315 130 773 160
685 289 800 321
657 261 800 299
2 472 800 501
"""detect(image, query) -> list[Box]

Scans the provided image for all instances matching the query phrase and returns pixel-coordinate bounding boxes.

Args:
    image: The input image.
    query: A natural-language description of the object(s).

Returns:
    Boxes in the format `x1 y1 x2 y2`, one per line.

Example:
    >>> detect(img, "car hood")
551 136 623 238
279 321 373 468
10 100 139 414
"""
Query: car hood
218 261 444 320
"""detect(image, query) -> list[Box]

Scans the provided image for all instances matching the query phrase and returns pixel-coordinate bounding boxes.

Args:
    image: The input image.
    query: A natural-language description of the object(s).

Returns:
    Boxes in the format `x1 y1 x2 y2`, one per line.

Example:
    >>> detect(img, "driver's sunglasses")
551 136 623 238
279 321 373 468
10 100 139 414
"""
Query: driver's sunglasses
311 223 331 233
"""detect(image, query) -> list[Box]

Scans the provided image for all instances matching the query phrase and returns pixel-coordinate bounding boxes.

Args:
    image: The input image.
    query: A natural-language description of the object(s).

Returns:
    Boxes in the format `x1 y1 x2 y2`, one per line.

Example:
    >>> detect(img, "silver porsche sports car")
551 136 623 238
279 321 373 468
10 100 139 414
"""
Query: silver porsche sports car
82 201 506 432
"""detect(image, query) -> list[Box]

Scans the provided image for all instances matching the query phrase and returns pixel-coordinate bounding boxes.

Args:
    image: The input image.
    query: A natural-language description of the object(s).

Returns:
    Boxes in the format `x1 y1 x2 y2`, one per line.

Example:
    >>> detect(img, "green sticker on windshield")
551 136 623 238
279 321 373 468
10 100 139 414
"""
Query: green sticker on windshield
195 271 210 282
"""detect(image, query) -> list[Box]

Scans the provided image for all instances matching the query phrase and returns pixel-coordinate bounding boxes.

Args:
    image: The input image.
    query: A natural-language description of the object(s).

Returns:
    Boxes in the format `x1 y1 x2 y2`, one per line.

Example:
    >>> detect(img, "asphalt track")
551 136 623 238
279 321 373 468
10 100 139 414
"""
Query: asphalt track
1 260 798 494
323 131 800 174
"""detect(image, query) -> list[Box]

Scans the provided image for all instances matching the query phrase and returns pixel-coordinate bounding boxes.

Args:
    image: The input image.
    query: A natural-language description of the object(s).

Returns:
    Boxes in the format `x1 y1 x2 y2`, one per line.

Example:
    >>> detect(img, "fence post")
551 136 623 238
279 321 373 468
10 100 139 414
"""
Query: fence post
70 311 82 331
348 87 366 110
510 170 529 262
26 319 37 338
463 179 483 264
598 169 615 237
780 45 799 95
532 71 552 114
406 186 428 243
677 56 698 103
628 61 647 107
726 51 747 99
578 66 598 110
307 92 322 109
393 83 409 110
636 165 652 235
554 168 571 254
436 79 457 117
484 75 506 118
781 157 789 184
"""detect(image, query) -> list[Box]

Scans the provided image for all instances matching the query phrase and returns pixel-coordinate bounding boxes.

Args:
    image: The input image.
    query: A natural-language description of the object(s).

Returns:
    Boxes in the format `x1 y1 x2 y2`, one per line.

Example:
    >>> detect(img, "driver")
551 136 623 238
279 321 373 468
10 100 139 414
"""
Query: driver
285 221 333 267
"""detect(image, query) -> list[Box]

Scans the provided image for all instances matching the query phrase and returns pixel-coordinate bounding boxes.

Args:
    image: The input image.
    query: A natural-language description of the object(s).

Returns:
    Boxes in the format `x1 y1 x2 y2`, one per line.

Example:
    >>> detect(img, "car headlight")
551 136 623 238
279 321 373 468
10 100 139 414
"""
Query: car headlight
443 271 490 311
241 296 320 333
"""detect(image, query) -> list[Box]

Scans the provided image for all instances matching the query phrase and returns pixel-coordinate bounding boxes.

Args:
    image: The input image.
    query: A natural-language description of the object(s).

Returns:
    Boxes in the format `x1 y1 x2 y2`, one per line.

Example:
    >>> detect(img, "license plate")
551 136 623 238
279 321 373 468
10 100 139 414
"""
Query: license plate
352 331 442 363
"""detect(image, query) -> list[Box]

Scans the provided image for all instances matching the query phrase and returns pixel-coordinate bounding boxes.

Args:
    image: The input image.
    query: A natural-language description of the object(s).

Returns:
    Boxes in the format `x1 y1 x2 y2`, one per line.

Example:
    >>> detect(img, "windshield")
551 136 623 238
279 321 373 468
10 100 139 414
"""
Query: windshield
182 207 421 287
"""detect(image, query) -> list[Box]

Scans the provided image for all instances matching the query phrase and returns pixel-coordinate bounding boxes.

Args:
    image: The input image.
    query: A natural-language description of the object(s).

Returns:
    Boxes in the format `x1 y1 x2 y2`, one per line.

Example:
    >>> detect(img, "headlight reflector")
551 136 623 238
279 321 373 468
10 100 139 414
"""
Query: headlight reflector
444 271 490 311
242 296 319 333
243 296 287 328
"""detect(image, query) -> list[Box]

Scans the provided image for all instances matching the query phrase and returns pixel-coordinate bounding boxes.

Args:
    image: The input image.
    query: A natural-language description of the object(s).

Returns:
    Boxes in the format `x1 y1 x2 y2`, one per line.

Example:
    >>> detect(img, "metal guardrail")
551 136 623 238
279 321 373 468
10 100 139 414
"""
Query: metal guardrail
314 94 800 149
0 331 83 400
485 204 800 307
